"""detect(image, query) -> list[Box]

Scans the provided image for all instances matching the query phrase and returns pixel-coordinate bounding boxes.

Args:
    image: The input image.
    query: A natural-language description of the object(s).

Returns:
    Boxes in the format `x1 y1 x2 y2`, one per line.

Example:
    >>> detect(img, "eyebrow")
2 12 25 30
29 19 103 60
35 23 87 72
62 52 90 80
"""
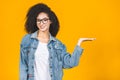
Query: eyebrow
37 17 49 20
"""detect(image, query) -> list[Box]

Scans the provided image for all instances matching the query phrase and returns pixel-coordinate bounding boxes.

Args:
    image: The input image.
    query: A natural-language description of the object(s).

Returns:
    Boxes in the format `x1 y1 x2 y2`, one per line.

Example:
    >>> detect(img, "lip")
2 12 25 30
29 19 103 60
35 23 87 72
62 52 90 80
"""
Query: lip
40 26 45 29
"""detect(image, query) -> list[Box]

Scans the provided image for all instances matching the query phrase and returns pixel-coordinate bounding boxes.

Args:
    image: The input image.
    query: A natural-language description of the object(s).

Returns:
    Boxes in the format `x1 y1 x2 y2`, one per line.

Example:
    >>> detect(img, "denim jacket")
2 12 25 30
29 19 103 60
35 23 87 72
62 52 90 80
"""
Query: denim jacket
20 30 84 80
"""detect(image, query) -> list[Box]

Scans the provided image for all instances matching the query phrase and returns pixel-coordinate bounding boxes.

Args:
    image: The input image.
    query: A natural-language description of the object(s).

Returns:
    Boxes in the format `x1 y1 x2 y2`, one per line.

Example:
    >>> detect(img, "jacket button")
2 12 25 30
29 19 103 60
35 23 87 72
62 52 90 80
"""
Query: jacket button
50 56 52 59
33 47 36 49
50 75 52 77
50 66 52 68
48 47 51 49
27 50 30 54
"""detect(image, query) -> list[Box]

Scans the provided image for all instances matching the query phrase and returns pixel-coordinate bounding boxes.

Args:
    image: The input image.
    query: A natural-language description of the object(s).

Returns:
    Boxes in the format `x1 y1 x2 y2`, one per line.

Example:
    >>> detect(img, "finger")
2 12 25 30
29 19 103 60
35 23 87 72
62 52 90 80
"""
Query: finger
82 38 96 41
89 38 96 40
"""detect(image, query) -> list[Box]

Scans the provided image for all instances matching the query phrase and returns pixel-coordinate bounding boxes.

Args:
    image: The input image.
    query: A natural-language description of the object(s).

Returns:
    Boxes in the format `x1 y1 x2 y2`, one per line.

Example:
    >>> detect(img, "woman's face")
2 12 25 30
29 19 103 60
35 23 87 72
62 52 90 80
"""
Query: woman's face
36 12 52 32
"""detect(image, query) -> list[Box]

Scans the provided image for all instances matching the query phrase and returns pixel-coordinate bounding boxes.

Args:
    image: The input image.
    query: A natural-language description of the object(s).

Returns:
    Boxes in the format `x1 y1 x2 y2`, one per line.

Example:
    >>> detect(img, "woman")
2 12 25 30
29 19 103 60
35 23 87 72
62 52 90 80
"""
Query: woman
20 3 95 80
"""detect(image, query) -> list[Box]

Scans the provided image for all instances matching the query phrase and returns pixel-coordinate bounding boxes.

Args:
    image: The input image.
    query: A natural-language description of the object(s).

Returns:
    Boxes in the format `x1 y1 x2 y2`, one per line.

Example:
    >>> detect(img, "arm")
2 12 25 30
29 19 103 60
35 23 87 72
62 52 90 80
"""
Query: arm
20 44 28 80
61 44 83 68
61 38 96 68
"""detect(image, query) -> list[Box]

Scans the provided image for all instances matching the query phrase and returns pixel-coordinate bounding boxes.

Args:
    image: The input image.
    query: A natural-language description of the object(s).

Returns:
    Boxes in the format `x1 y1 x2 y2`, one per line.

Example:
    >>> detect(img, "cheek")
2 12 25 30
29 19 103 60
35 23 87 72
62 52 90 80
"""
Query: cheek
36 23 39 27
46 23 51 28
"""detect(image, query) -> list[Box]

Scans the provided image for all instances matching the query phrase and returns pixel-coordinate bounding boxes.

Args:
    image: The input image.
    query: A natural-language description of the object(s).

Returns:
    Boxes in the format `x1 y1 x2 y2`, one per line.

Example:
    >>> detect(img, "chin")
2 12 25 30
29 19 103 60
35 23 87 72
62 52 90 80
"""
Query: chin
39 28 49 32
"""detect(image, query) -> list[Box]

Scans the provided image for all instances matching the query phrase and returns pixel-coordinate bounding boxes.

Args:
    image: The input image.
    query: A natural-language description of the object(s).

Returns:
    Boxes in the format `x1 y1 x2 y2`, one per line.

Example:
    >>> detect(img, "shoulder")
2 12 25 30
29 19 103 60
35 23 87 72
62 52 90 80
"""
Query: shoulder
54 38 66 50
20 34 31 46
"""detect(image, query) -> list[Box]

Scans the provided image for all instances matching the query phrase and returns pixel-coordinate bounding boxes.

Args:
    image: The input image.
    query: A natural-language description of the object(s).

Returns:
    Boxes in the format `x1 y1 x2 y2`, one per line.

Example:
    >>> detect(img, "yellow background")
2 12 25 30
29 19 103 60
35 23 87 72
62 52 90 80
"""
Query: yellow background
0 0 120 80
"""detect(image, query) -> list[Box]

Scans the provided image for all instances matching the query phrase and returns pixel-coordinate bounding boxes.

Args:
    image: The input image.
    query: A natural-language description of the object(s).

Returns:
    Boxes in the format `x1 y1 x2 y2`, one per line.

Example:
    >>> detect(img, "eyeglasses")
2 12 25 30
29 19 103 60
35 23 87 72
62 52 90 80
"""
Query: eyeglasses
36 18 49 24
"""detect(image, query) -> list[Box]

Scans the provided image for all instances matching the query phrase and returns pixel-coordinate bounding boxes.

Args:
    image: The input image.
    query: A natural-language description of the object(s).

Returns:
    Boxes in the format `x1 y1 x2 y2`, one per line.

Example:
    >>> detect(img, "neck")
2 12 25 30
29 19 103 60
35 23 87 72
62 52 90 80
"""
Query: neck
37 30 50 43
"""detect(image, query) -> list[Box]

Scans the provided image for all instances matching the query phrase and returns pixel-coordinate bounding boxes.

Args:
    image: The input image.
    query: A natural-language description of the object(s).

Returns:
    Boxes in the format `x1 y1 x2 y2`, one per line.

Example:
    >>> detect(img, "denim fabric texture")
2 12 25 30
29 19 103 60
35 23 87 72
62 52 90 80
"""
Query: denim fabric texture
20 30 84 80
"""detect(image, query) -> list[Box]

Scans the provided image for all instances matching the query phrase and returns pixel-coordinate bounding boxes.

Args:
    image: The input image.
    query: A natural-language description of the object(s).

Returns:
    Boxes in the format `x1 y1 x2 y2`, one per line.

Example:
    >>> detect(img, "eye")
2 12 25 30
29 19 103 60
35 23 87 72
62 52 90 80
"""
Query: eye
36 18 49 24
36 19 41 22
43 18 49 21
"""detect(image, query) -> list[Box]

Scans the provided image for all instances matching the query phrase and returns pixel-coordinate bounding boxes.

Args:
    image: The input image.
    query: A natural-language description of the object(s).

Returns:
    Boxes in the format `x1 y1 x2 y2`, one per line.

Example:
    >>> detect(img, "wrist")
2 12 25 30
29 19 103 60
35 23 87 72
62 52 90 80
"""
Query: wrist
77 40 82 46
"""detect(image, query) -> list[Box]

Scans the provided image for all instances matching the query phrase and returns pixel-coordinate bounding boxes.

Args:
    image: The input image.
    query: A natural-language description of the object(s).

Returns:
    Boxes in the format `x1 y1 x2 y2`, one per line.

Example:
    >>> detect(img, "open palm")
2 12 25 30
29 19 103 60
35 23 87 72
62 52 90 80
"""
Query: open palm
77 38 96 46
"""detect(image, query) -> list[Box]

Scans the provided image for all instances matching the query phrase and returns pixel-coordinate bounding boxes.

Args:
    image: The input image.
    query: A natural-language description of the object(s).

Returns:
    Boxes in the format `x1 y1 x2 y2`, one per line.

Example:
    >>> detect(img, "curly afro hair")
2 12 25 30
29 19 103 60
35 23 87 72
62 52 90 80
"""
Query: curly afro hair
25 3 60 37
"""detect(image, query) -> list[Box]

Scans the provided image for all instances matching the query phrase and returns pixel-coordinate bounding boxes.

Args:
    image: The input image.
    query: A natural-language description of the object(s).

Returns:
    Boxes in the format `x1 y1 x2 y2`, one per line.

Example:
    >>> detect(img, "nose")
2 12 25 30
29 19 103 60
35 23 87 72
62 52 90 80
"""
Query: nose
39 21 44 25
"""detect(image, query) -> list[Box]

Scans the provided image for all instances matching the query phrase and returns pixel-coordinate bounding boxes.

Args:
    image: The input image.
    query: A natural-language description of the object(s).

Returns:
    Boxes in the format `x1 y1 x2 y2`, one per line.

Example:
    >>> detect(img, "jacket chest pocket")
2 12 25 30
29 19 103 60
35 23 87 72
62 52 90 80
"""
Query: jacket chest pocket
54 49 62 62
53 42 64 61
23 47 31 56
23 47 35 64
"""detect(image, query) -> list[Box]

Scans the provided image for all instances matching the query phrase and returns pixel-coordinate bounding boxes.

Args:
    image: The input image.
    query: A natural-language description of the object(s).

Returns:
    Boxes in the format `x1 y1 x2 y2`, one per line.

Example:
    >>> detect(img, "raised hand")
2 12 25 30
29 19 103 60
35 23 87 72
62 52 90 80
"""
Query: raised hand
77 38 96 46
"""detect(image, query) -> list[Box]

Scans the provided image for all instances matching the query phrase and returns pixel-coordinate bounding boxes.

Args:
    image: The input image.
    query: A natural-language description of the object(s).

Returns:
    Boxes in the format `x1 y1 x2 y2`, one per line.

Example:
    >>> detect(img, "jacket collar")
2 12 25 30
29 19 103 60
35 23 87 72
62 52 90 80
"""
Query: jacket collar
30 30 56 42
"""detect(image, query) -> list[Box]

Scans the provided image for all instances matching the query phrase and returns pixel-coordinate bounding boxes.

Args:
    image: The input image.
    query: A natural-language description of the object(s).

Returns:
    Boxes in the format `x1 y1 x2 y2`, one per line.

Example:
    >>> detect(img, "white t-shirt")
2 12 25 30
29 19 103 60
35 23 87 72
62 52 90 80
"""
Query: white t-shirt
34 41 51 80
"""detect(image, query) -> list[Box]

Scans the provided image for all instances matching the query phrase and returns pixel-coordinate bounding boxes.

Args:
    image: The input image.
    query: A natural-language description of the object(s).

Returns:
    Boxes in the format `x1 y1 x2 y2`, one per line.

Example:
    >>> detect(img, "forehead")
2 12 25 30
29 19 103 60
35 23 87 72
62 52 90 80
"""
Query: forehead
37 12 49 19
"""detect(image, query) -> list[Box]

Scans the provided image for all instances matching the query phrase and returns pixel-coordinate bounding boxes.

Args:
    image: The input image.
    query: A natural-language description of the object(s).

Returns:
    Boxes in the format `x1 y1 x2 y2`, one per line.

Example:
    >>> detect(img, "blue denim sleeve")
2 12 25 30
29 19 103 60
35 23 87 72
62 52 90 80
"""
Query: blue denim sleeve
20 44 28 80
61 45 84 68
19 35 28 80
